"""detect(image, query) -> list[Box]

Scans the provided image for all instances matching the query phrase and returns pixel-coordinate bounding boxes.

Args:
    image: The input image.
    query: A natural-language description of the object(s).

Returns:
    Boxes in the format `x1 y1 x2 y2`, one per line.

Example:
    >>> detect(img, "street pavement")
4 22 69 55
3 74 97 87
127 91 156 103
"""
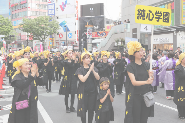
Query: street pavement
0 77 185 123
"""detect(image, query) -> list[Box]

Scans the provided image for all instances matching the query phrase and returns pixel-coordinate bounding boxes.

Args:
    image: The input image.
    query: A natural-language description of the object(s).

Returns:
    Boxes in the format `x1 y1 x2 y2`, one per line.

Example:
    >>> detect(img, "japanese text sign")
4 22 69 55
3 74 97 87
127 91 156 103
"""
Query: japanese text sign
135 5 171 26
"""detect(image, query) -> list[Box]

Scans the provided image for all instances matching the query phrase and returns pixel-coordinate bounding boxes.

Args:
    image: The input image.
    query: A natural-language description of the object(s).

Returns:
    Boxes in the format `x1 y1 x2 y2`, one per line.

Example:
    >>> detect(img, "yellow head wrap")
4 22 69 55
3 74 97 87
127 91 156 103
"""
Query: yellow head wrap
115 52 121 59
12 58 29 79
43 51 50 58
101 51 110 59
14 51 21 57
20 49 24 56
8 53 13 57
39 52 43 56
127 41 142 55
93 52 99 56
62 50 69 56
34 52 38 55
81 48 93 61
24 46 31 53
99 80 110 90
12 54 15 59
30 53 34 58
176 53 185 66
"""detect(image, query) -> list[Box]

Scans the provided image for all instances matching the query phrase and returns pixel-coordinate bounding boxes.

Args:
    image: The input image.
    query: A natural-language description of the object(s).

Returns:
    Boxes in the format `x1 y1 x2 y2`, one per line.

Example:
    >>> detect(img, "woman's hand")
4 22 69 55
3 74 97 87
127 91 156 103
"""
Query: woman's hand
90 63 94 71
148 70 154 78
146 77 154 84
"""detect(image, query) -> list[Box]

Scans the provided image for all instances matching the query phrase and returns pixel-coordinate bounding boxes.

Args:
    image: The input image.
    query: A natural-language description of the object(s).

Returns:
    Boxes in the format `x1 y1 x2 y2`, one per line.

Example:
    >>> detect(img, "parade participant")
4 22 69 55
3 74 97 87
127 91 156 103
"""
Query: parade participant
32 52 39 63
36 52 45 86
174 53 185 120
158 51 176 100
7 53 14 84
91 52 100 68
95 77 114 123
151 53 159 93
54 51 62 82
124 41 154 123
60 50 78 113
75 48 100 123
23 46 31 60
13 51 21 61
113 52 125 95
43 51 54 93
108 54 115 65
159 51 169 88
97 51 115 97
8 58 39 123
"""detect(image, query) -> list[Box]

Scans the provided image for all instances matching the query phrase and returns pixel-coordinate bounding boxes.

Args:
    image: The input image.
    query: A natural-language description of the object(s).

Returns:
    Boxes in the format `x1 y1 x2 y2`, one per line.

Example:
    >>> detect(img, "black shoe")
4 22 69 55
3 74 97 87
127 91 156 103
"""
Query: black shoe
66 107 70 113
49 90 51 92
179 117 185 120
70 107 77 112
46 90 49 93
160 86 164 88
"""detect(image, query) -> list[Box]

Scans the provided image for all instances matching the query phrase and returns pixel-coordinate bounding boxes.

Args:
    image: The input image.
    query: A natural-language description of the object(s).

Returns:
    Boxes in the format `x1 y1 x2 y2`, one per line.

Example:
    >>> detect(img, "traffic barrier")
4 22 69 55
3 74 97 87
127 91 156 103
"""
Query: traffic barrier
0 69 4 90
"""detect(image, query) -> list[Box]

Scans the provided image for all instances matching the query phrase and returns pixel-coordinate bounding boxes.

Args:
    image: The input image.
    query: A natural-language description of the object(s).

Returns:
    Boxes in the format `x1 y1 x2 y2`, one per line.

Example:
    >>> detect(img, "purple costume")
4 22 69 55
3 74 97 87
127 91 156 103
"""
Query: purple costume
151 60 159 86
158 55 169 83
158 58 176 90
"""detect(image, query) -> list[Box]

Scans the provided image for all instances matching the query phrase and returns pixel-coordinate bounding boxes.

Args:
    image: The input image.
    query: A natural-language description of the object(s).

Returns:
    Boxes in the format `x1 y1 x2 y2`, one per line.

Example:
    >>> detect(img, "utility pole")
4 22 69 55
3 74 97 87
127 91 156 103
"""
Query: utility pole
65 26 67 49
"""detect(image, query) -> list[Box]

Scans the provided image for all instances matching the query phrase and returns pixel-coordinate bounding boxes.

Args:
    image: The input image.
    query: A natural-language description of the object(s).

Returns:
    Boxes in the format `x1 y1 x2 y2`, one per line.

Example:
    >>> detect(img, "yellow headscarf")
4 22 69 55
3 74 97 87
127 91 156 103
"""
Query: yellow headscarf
39 52 43 56
93 52 99 56
127 41 142 55
34 52 38 55
43 51 50 58
81 48 93 61
101 51 110 59
14 51 21 57
8 53 13 57
20 49 24 56
62 50 69 56
24 46 31 53
115 52 121 59
12 58 29 79
30 53 34 58
176 53 185 66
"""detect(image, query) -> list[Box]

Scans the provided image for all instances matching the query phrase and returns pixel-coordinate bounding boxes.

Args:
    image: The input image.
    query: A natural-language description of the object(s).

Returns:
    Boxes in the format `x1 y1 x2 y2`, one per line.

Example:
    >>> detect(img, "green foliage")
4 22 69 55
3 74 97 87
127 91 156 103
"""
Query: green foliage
0 15 13 36
20 16 60 42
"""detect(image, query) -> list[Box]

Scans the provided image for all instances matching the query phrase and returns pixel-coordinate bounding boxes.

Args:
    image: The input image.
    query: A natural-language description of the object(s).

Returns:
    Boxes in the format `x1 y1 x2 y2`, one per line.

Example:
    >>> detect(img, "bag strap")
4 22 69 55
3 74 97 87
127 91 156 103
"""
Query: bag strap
28 85 31 99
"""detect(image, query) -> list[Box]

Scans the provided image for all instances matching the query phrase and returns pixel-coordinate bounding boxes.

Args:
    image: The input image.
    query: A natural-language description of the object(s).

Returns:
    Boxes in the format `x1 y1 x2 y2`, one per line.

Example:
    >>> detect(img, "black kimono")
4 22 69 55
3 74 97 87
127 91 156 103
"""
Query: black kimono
95 90 114 123
113 59 125 94
54 56 62 81
174 64 185 117
75 66 98 122
8 73 39 123
97 62 115 97
6 57 14 84
124 61 154 123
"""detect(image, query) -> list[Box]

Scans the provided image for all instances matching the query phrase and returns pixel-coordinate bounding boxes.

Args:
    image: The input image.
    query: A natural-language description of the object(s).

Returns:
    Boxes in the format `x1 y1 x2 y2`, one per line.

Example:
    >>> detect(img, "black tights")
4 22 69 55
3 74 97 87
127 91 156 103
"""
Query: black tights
65 94 75 108
9 76 12 84
55 71 61 81
116 84 123 94
46 71 52 91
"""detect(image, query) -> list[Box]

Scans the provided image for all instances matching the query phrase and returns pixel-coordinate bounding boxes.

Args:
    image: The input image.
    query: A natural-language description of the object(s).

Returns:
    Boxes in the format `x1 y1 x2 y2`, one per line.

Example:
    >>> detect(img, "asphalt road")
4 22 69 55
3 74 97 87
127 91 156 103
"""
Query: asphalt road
0 77 184 123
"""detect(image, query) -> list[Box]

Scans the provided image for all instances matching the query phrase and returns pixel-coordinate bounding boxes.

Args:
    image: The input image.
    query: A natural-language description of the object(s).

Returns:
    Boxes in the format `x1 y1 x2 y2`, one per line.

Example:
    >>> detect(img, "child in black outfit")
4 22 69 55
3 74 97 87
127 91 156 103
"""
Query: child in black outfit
96 77 114 123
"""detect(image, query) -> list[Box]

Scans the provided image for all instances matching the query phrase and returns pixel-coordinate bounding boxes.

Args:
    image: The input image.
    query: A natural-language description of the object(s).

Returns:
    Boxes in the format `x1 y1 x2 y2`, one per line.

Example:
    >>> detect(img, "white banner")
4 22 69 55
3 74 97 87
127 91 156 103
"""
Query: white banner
58 0 75 15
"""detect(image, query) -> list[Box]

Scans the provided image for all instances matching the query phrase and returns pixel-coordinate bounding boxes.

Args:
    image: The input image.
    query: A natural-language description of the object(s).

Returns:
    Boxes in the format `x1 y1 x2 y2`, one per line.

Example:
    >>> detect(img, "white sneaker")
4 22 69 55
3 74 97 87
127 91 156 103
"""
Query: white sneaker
166 96 172 100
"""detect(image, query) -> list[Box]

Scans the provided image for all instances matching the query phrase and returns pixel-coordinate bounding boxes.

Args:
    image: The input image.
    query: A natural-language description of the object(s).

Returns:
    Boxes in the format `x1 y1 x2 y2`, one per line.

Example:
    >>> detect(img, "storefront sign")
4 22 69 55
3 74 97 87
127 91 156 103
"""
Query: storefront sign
85 31 109 38
153 34 173 44
135 5 171 26
182 0 185 24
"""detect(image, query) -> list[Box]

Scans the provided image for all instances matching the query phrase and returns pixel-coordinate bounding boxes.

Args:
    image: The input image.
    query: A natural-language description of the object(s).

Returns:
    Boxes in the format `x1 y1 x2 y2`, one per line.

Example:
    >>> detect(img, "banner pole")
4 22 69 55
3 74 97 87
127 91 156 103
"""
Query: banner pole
150 25 154 71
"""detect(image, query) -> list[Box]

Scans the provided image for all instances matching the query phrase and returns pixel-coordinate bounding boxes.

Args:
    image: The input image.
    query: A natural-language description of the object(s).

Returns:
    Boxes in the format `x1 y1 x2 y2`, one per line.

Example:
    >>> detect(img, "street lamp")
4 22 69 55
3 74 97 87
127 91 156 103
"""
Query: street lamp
64 25 67 48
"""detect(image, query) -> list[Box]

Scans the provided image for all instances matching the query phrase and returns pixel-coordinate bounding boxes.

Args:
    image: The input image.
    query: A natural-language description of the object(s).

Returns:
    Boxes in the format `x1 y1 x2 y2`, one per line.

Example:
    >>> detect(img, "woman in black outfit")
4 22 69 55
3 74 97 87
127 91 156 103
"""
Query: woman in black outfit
97 51 115 97
124 41 154 123
113 52 125 95
75 49 100 123
174 53 185 120
8 58 39 123
43 51 54 93
60 50 78 113
6 53 14 84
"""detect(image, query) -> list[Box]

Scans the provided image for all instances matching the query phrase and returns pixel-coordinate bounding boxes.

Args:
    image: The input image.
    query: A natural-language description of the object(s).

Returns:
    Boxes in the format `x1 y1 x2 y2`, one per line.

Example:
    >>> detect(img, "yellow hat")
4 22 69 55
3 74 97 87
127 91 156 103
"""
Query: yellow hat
12 58 29 79
24 46 31 53
176 53 185 66
81 48 93 61
101 51 110 59
127 41 142 55
115 52 121 59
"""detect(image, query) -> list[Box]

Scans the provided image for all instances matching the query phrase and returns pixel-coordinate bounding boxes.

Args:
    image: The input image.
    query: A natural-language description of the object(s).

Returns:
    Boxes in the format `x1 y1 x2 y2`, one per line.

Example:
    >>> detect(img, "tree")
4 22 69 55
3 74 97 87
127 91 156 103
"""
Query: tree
20 16 60 48
0 15 13 37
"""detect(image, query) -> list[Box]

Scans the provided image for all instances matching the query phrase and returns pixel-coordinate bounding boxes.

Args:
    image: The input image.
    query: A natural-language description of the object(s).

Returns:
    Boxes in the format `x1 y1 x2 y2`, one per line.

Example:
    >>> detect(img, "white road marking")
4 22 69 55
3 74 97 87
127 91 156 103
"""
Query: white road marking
0 114 9 123
38 100 53 123
121 91 178 112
